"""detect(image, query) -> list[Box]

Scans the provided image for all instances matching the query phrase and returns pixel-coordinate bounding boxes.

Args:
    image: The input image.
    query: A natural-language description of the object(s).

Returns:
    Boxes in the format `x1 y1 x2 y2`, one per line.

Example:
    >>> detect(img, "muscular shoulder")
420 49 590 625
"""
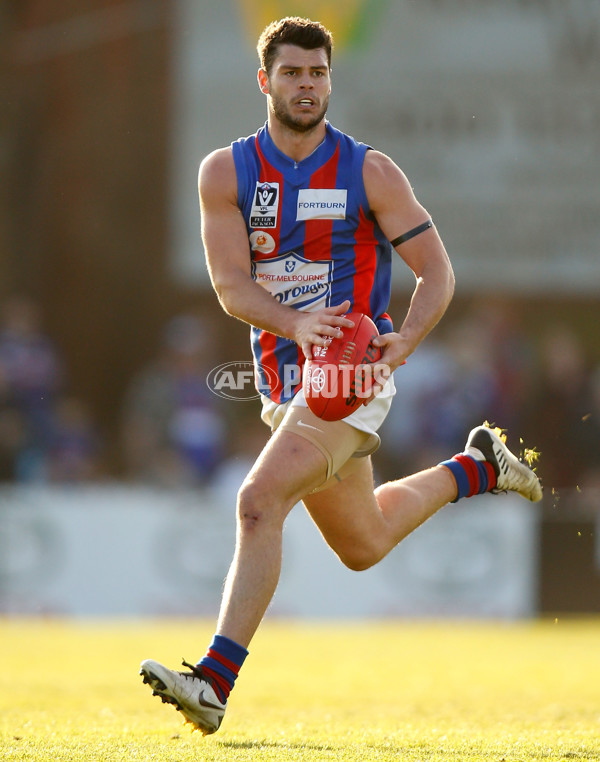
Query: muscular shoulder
362 149 429 240
198 146 237 206
363 149 415 207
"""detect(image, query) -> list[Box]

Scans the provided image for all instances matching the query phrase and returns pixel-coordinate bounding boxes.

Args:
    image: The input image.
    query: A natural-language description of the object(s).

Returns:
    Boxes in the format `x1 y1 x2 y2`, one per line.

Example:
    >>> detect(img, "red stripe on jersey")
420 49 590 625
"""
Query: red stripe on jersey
302 143 340 261
352 206 378 314
258 329 282 403
293 342 304 396
253 138 284 261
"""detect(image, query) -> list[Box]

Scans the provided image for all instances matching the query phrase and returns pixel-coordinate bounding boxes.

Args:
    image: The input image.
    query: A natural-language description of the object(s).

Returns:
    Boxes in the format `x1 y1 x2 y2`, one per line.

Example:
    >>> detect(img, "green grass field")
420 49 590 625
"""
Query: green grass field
1 617 599 761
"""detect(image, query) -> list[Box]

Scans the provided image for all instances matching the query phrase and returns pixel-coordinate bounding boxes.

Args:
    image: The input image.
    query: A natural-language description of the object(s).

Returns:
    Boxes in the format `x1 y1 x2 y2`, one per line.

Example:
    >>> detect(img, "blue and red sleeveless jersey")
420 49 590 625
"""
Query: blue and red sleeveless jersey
232 121 394 404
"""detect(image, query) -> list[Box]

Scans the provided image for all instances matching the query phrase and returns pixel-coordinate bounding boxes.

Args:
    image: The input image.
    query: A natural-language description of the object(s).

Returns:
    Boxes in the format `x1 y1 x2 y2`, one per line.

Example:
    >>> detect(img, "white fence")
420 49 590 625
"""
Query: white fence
0 486 540 618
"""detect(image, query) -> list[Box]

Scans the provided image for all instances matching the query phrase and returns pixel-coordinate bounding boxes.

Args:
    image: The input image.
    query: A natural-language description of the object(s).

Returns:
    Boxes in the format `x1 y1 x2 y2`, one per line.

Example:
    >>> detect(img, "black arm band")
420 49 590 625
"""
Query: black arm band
390 219 433 248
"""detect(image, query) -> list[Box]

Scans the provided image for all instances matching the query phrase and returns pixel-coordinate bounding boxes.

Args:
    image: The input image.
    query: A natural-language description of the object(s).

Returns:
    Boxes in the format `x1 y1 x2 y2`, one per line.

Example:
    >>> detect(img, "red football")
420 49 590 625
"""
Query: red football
303 312 383 421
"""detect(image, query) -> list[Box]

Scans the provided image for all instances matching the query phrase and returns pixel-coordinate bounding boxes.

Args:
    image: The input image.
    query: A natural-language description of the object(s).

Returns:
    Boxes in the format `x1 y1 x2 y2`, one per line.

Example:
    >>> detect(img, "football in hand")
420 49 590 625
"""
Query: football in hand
302 312 383 421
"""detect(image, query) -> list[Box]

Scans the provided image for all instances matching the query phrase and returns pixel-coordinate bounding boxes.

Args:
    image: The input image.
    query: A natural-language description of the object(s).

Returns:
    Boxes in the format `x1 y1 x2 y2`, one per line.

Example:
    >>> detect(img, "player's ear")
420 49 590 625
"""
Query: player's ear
257 68 269 95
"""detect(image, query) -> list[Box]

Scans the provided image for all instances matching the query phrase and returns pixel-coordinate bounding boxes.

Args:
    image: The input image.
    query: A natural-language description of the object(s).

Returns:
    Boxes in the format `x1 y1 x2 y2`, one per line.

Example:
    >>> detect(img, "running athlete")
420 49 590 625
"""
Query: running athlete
140 17 542 735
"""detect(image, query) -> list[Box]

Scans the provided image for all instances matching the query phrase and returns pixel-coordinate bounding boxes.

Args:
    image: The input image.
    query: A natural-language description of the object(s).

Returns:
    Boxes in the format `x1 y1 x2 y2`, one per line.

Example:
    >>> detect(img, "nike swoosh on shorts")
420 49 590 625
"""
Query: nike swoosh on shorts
297 420 322 431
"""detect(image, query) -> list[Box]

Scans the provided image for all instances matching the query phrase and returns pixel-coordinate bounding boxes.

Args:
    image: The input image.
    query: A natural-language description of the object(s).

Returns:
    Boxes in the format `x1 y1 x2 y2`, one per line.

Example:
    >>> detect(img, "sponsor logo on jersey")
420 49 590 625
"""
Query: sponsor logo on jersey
252 251 333 310
250 181 279 228
249 230 276 254
296 189 348 220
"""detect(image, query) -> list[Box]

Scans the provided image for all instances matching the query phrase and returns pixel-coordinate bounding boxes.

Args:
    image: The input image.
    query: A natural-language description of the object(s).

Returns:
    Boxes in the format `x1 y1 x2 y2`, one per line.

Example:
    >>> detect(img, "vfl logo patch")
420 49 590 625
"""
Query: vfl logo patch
297 189 347 221
250 182 279 228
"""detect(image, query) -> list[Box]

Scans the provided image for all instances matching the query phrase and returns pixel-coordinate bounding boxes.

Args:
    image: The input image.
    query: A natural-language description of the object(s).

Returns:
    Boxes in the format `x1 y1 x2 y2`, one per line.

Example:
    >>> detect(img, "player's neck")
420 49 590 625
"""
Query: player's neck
266 116 327 164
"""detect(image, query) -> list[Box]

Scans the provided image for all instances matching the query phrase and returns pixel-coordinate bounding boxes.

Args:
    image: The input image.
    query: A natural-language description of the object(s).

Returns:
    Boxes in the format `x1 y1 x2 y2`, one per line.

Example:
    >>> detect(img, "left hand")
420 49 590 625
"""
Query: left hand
362 332 411 403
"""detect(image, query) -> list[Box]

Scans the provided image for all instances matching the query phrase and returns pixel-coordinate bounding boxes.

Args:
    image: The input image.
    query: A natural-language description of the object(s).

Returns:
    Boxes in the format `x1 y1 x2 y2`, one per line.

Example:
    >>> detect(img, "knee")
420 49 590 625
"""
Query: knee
373 481 396 510
236 478 266 529
236 476 288 533
337 542 383 573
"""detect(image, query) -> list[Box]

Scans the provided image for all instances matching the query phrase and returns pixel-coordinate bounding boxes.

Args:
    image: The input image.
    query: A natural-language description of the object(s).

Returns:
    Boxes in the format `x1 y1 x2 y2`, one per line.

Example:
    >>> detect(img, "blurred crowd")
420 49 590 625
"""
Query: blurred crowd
1 295 599 504
0 297 101 482
119 311 266 499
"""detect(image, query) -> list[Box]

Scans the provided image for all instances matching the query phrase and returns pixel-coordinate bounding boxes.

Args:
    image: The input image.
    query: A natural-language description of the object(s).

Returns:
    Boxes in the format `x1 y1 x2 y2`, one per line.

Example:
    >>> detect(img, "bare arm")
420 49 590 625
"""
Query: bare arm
198 148 353 357
364 150 455 377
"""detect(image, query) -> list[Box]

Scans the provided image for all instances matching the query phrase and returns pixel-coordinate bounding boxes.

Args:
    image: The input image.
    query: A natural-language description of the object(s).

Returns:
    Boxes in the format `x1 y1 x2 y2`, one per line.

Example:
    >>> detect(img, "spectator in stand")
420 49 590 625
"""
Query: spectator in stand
47 396 103 483
0 295 65 481
523 324 592 491
121 313 227 487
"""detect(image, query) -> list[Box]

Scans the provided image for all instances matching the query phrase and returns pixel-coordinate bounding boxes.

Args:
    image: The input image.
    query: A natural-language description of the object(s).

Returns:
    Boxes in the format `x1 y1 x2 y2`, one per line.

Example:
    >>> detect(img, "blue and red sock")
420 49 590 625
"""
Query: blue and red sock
440 453 497 503
198 634 248 703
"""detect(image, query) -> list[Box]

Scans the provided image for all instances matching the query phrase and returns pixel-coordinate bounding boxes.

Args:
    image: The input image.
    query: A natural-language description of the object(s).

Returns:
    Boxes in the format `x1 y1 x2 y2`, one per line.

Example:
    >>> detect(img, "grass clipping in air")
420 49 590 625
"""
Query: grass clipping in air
482 420 541 470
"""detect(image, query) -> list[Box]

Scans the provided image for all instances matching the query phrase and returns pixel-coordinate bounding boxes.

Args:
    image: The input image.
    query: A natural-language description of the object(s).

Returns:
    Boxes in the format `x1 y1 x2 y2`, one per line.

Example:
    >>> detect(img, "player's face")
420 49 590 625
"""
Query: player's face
260 44 331 133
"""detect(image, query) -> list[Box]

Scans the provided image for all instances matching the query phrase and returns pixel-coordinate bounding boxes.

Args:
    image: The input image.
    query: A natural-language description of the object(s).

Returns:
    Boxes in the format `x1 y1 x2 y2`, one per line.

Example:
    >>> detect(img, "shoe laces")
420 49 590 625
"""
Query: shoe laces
180 658 225 705
179 659 206 681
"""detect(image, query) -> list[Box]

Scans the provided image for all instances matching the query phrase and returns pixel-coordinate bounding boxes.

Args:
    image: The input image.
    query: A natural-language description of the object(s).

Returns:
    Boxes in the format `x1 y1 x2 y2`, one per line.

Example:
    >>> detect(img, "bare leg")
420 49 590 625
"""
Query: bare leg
304 458 457 571
374 464 458 542
215 430 332 648
139 432 460 734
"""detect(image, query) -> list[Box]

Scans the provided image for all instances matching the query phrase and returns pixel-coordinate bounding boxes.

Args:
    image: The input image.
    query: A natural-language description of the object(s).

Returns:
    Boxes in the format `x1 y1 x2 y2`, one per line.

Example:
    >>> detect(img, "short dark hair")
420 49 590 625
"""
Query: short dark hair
257 17 333 75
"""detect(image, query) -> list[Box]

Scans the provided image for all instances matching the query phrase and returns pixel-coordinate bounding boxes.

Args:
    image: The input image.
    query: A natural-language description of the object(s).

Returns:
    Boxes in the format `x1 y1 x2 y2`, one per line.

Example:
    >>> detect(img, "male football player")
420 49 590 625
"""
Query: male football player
140 17 542 735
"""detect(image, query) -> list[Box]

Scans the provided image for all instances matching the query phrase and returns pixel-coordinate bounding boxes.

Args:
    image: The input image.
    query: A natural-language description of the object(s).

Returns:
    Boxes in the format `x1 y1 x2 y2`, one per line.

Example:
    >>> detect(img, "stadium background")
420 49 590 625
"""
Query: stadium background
0 0 598 616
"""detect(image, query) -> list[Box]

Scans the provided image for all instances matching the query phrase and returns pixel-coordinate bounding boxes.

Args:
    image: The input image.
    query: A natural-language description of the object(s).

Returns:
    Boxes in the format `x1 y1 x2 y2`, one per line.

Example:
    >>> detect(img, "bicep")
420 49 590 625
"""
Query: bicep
201 200 251 288
198 150 252 291
364 151 451 278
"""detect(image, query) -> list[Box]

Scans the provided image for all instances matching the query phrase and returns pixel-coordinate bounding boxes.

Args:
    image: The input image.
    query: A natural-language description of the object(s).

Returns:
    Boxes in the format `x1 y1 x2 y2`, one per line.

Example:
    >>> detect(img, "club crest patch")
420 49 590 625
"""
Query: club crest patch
250 181 279 228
